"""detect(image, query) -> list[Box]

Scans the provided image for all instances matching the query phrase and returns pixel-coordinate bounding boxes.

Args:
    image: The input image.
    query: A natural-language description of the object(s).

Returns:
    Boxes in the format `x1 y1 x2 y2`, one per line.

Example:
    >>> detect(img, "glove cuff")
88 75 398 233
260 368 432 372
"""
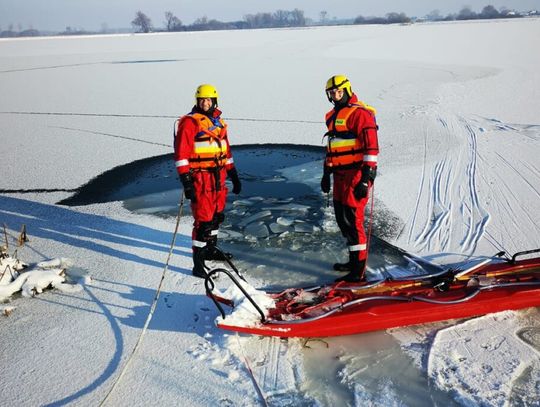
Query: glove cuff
361 165 377 182
227 168 240 181
180 173 193 187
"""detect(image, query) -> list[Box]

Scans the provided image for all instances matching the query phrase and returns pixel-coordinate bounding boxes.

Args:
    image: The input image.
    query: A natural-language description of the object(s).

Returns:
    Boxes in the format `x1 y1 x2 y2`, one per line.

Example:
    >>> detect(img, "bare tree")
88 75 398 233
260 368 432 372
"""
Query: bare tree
273 10 290 27
320 10 328 23
426 9 442 21
132 11 152 33
456 7 477 20
290 9 306 26
386 12 411 24
165 11 182 31
480 5 500 19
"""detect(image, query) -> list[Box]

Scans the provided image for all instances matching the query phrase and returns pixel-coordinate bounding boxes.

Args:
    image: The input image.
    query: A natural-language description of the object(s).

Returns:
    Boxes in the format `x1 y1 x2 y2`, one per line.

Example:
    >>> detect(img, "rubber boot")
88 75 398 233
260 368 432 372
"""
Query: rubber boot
335 259 366 283
333 252 354 272
205 238 233 261
191 247 208 279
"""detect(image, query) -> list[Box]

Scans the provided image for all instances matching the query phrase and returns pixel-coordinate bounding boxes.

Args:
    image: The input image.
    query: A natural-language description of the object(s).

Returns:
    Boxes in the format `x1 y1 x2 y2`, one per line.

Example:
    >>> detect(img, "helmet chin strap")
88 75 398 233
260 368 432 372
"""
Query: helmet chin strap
333 91 351 107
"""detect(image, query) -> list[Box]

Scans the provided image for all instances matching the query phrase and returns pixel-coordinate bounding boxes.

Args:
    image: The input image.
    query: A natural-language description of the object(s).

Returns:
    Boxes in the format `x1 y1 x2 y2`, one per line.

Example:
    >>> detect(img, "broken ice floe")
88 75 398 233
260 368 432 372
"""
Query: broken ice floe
269 223 288 234
244 222 270 239
238 210 273 227
276 217 294 226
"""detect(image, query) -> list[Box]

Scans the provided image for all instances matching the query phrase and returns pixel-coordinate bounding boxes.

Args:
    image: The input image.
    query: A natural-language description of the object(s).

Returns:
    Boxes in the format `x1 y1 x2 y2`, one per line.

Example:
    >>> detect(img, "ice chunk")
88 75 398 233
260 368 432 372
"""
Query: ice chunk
262 203 310 212
228 209 247 216
232 199 255 207
269 223 288 234
218 229 244 240
238 210 272 227
244 222 269 238
294 223 316 233
276 216 294 226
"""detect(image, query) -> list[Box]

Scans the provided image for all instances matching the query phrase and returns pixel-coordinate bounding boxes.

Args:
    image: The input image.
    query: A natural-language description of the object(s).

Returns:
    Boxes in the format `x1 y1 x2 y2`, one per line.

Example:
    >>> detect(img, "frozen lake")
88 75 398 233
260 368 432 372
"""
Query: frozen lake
2 18 539 406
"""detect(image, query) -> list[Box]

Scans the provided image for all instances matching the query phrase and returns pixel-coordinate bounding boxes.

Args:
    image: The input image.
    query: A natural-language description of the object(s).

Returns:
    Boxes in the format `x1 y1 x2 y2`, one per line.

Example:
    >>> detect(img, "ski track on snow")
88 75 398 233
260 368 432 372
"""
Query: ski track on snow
406 111 540 257
408 112 490 256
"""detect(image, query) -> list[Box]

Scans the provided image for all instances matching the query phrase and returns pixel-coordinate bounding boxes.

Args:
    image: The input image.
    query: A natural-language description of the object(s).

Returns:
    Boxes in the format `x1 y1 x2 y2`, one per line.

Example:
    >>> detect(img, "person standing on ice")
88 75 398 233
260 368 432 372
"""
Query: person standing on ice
321 75 379 283
174 84 242 278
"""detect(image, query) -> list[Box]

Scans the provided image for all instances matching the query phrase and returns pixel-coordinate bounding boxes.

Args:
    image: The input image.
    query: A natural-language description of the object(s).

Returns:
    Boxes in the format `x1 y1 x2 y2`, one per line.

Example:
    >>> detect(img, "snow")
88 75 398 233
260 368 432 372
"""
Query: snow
216 278 276 328
0 253 83 301
1 18 540 406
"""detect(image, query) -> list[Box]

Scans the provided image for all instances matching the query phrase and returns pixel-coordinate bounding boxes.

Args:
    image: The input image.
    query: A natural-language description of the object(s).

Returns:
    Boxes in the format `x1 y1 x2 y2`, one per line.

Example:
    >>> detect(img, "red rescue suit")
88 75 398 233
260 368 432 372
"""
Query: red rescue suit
174 108 235 250
325 94 379 265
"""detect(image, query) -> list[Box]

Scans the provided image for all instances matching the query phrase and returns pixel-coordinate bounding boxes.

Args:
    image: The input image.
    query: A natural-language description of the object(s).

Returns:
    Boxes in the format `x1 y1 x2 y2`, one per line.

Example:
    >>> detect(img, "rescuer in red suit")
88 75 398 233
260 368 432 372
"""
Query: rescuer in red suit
321 75 379 282
174 84 241 278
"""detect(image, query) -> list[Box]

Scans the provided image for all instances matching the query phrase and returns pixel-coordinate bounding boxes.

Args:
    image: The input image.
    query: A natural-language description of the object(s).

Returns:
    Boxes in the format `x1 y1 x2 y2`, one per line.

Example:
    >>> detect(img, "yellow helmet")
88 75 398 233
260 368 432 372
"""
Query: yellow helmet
195 84 219 100
325 75 352 98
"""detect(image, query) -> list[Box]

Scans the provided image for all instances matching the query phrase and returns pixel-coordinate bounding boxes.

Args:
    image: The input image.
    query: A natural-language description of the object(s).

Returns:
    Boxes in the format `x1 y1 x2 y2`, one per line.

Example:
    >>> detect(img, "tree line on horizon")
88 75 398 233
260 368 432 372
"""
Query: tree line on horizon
131 5 536 33
1 5 538 38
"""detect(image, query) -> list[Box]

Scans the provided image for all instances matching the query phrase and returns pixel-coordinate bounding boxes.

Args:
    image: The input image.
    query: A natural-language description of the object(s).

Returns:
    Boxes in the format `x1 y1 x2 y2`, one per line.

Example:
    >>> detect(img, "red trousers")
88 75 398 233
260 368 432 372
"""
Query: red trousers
190 169 228 247
332 169 370 262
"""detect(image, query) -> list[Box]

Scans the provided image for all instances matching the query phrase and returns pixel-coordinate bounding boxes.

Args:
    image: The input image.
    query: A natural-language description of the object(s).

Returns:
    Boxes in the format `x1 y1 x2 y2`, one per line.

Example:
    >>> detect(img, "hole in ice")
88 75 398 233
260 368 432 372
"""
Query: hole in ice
58 144 442 289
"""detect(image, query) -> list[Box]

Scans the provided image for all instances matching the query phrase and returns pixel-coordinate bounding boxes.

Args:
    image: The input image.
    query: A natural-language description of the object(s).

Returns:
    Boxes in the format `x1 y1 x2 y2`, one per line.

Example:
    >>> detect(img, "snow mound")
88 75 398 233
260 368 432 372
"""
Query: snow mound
215 277 275 327
0 255 86 304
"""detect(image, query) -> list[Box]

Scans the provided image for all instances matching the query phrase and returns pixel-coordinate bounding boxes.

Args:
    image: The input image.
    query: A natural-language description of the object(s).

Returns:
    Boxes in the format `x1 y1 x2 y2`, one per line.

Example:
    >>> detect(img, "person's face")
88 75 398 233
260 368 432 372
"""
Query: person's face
327 88 345 102
197 98 212 112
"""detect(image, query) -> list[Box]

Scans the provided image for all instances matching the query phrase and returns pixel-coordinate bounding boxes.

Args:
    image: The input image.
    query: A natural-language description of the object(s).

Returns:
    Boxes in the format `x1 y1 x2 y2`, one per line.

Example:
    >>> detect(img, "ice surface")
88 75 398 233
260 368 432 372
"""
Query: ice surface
1 18 539 407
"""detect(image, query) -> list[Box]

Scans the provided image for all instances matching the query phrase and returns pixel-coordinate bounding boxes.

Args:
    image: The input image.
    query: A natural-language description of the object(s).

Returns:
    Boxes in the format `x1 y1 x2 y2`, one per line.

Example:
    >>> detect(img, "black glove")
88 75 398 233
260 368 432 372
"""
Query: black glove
321 167 331 193
179 173 196 202
353 166 377 200
227 168 242 194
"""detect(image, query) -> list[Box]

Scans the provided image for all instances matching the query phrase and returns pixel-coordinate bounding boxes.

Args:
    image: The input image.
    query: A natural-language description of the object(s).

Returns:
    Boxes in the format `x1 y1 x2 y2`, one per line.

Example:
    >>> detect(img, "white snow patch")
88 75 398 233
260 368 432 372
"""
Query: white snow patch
215 278 275 328
427 310 540 406
0 255 85 302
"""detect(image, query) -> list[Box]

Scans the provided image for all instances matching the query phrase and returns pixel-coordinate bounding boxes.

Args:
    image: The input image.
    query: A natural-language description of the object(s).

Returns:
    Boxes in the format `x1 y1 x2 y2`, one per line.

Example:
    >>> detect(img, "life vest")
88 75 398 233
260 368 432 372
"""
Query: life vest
324 102 376 170
186 112 228 170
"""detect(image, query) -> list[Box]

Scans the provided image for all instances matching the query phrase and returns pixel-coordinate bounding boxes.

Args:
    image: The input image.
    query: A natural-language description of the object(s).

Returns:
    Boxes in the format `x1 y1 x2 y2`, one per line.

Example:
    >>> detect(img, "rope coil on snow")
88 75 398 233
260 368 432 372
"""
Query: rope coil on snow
99 195 185 406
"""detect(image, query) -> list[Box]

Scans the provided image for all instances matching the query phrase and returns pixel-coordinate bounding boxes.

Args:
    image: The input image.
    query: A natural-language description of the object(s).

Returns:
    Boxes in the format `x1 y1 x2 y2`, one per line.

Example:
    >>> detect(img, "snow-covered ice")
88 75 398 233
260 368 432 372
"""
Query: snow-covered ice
1 17 539 406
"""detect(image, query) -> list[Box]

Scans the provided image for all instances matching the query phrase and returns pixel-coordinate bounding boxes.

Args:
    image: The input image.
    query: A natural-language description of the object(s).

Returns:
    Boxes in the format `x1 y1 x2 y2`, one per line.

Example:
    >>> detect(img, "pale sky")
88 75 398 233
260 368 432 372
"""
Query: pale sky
1 0 539 32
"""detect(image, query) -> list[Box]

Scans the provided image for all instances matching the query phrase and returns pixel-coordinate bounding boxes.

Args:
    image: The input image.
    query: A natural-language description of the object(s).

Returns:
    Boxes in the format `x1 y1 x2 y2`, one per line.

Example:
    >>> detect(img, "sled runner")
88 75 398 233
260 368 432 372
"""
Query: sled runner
205 246 540 338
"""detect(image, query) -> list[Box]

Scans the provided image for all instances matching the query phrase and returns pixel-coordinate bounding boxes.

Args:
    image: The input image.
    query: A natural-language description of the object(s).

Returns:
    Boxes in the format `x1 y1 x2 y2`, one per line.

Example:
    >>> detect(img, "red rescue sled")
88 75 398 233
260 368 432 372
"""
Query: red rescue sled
205 249 540 338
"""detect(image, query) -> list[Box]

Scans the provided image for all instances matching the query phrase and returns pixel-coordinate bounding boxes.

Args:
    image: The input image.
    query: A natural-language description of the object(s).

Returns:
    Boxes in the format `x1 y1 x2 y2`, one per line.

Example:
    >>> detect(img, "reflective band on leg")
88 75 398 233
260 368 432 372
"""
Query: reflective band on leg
192 240 207 248
348 243 367 252
210 230 218 236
